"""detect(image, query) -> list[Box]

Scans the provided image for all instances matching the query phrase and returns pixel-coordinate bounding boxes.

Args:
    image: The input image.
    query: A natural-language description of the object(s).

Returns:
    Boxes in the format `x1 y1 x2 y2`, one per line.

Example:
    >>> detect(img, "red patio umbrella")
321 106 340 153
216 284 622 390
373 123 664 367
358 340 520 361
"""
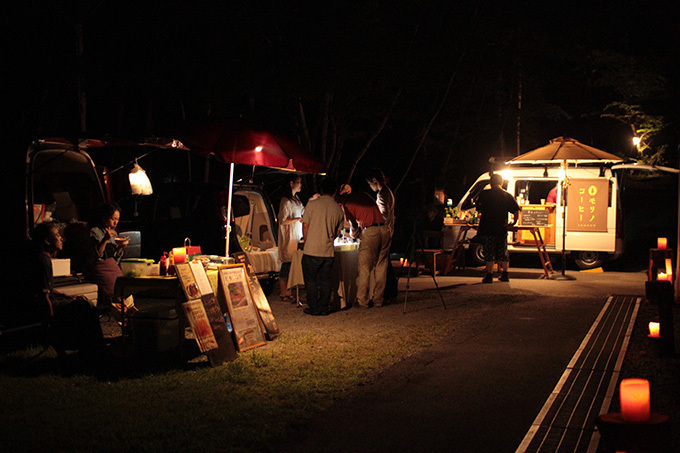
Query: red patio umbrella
180 119 325 255
181 119 325 172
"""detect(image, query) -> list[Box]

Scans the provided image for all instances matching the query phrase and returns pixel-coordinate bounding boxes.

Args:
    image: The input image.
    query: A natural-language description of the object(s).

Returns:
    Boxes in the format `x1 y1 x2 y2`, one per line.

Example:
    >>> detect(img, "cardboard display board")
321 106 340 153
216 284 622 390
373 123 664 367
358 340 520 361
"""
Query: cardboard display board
175 262 238 365
219 264 267 352
232 252 280 340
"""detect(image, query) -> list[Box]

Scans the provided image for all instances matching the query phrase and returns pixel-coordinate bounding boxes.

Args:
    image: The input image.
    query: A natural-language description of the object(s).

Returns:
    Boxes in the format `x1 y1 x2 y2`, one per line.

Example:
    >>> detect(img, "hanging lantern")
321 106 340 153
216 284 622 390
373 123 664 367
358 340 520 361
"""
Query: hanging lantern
129 163 153 195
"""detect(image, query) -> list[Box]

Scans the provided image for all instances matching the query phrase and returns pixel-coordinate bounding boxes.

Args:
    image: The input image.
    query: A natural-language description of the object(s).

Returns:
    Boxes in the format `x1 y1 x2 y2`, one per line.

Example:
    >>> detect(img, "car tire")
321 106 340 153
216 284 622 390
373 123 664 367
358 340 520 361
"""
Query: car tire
573 251 605 270
468 242 486 266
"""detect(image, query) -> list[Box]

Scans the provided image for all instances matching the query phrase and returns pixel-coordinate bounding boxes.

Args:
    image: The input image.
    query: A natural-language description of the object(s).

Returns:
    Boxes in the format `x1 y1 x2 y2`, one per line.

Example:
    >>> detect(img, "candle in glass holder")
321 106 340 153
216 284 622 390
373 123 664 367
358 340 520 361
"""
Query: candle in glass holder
620 378 650 422
172 247 186 264
657 237 667 249
648 322 660 338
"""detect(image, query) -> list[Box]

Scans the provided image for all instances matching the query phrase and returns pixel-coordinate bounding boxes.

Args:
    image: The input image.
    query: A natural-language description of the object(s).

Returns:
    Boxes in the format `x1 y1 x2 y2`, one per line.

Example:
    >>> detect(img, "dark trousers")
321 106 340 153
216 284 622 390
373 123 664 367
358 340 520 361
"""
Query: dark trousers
51 298 104 357
302 254 334 313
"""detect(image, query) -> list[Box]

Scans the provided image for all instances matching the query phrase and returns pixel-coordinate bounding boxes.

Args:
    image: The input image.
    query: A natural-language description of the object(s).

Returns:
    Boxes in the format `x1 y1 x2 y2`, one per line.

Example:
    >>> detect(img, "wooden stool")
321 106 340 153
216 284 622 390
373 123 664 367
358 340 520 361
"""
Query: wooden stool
421 249 443 275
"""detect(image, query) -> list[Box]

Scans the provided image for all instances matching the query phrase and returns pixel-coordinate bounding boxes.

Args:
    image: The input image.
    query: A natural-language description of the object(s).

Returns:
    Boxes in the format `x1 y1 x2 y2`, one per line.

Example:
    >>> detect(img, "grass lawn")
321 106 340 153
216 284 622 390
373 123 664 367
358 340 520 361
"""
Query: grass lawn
1 291 454 453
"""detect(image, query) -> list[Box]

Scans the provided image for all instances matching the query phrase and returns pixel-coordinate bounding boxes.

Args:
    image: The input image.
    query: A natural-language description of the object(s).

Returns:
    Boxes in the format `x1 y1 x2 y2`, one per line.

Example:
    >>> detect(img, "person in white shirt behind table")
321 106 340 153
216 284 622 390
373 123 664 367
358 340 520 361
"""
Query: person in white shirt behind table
277 174 304 302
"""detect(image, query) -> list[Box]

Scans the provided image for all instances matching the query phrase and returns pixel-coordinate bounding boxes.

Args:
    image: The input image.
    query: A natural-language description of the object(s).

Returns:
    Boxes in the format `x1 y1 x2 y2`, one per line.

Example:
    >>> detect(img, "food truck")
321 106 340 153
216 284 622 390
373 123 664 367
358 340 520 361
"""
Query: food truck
450 160 678 269
449 164 623 269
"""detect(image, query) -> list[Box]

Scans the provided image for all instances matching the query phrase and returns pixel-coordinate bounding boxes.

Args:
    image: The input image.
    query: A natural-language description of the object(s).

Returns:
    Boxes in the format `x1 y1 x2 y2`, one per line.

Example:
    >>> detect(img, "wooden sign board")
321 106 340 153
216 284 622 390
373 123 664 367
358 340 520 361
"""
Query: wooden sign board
232 252 280 340
175 262 238 365
219 264 267 352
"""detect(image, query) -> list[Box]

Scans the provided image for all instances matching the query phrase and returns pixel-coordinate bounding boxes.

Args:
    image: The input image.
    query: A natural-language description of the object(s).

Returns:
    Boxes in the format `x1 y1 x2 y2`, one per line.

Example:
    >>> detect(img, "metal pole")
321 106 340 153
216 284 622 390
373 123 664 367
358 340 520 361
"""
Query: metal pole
554 160 575 280
676 143 680 301
225 162 235 257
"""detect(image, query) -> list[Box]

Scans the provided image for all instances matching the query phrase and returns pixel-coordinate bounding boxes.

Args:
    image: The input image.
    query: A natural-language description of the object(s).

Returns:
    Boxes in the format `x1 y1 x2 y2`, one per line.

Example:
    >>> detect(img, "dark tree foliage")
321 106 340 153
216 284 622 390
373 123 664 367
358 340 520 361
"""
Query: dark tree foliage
10 0 679 202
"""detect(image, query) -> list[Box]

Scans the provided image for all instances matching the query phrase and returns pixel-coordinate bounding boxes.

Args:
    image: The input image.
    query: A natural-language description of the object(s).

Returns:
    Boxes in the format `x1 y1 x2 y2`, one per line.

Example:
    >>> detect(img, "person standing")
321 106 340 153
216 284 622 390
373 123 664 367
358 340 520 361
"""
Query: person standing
301 178 345 316
475 172 520 283
365 168 396 301
339 189 391 309
365 168 395 236
277 175 304 302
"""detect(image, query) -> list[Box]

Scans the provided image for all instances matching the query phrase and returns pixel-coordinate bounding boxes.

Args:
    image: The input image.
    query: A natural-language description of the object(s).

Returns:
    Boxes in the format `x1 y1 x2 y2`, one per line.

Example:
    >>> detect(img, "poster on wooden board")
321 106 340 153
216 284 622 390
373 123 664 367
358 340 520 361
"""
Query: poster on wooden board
175 262 238 365
232 252 280 340
219 264 267 352
182 299 218 352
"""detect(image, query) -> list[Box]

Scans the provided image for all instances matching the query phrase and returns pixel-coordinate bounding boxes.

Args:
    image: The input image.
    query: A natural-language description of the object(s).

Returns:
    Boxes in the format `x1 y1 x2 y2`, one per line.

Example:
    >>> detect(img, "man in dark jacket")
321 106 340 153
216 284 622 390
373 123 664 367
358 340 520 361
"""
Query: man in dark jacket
476 173 520 283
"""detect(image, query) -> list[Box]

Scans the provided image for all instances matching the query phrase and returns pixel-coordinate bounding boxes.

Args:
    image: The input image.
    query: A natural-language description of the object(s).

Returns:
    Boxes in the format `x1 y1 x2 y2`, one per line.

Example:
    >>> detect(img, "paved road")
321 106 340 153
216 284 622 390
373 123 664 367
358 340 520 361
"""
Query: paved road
279 268 648 453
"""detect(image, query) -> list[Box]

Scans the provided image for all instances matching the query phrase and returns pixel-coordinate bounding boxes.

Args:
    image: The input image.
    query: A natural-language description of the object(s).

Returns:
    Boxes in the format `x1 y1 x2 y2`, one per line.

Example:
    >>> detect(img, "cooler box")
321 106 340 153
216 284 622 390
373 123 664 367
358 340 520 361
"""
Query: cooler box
57 283 99 307
132 308 182 355
120 231 142 258
121 259 160 277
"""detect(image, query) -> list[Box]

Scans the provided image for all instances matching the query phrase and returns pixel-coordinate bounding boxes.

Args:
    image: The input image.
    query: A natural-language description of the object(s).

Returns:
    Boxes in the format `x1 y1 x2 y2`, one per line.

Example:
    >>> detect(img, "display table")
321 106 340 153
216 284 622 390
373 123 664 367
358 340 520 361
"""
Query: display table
288 244 360 309
243 247 280 275
444 224 555 278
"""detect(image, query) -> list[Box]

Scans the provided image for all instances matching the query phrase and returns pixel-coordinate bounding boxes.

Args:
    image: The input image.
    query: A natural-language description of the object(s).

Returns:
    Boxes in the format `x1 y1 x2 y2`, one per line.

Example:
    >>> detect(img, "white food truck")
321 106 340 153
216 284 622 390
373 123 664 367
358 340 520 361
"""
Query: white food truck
449 161 677 269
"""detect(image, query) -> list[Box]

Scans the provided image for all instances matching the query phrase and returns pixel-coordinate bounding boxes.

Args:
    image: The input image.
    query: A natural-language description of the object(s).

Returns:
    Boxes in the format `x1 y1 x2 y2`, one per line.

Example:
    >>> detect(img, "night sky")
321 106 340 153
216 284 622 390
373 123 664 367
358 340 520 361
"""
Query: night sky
8 1 680 239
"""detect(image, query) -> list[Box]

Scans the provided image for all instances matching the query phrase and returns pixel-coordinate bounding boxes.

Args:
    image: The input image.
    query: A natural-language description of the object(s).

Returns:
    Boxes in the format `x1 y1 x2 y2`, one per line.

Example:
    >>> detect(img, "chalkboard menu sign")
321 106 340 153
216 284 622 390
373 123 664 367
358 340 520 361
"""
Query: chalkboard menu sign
520 207 550 226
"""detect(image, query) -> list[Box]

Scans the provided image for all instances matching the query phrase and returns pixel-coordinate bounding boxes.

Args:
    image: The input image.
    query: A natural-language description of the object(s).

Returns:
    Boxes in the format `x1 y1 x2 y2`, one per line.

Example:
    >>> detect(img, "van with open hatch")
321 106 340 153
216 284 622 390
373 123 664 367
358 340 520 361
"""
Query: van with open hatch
24 137 281 284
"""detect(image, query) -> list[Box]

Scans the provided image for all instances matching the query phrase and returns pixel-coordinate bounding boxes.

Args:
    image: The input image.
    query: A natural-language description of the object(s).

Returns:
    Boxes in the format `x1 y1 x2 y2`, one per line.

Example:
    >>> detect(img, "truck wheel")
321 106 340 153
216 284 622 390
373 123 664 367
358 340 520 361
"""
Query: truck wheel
468 243 486 266
573 251 604 270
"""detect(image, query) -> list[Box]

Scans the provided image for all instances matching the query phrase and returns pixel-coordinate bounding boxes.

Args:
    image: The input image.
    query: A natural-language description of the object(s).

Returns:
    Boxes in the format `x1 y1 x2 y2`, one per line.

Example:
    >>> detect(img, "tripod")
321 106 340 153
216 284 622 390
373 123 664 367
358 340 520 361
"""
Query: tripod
399 222 447 313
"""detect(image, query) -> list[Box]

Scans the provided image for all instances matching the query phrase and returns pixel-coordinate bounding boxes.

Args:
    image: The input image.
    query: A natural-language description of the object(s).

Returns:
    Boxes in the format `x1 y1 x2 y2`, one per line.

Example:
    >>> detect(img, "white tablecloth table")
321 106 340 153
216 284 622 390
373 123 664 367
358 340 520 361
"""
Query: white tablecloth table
244 247 280 274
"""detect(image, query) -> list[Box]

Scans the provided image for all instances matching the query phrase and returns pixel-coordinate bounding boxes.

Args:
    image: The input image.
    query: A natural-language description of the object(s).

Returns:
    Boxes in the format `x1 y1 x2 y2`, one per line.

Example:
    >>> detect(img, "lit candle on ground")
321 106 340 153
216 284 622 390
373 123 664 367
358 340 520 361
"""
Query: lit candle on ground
657 271 669 281
657 237 667 249
648 322 660 338
620 378 650 423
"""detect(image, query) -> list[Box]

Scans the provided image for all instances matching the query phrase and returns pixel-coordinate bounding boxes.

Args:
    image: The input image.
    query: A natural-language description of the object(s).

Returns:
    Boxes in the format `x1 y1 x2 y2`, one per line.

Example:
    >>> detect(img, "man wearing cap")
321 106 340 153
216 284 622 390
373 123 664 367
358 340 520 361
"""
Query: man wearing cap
339 189 391 308
476 172 520 283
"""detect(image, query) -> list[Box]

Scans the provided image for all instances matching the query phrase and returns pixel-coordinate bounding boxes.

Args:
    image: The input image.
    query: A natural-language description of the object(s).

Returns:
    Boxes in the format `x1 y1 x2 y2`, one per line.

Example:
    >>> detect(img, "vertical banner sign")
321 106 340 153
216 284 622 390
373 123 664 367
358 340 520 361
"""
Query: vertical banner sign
566 178 609 232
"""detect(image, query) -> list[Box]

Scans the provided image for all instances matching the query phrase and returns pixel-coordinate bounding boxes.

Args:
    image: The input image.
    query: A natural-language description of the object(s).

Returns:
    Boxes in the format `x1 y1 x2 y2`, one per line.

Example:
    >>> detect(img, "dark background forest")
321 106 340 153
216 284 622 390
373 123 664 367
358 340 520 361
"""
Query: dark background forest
7 1 680 248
